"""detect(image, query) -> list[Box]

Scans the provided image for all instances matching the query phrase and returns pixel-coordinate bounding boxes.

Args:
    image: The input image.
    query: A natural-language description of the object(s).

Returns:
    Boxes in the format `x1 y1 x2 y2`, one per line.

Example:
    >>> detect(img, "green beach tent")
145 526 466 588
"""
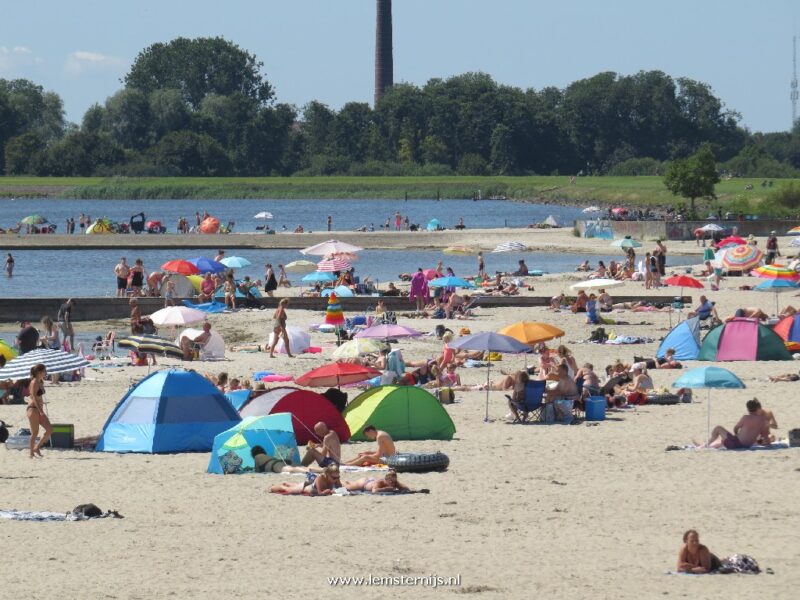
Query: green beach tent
344 386 456 441
698 317 792 361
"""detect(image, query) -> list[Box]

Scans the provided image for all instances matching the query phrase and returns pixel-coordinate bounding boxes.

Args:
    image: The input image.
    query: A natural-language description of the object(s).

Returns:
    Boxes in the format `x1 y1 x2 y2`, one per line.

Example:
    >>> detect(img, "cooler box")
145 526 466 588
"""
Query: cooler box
51 424 74 449
585 397 606 421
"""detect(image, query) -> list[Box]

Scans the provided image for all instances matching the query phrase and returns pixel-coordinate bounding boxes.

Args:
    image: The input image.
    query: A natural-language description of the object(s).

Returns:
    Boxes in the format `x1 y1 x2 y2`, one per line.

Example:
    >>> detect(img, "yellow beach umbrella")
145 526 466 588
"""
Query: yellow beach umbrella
284 260 317 273
186 275 203 292
0 339 18 361
331 338 385 359
498 322 564 345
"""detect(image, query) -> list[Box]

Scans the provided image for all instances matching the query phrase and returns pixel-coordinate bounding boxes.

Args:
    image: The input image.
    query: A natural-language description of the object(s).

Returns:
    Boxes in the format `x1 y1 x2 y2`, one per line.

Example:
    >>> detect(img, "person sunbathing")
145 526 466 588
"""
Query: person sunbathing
726 307 768 321
344 425 396 466
549 293 566 310
251 446 312 474
617 364 653 405
657 348 682 369
769 371 800 382
270 465 340 495
344 469 409 493
756 403 778 444
701 399 770 449
677 529 721 574
575 260 590 272
779 305 797 318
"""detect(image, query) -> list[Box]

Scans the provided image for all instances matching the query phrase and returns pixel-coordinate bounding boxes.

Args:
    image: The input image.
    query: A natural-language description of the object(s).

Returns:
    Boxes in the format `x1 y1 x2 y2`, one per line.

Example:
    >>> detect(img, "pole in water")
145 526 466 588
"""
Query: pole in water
437 189 440 201
405 192 408 201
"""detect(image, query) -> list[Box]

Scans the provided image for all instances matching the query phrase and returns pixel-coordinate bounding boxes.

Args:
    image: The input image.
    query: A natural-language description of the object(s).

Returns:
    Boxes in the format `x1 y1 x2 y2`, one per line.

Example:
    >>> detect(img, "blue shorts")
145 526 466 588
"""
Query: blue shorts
319 457 338 467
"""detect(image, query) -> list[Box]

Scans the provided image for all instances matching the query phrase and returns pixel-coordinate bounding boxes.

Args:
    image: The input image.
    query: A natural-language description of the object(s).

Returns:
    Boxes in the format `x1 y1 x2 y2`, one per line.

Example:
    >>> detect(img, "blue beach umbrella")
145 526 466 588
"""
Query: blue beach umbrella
321 285 354 297
610 238 642 249
220 256 252 269
188 257 226 274
429 276 476 289
753 279 799 315
672 367 746 439
207 414 301 474
450 332 533 422
302 271 337 283
426 218 444 231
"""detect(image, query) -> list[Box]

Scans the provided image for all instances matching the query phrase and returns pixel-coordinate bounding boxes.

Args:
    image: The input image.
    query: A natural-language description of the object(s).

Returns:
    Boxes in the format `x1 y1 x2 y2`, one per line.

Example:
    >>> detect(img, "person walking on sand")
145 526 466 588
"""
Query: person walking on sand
26 363 53 458
114 257 130 297
409 268 429 313
264 263 278 297
5 252 14 277
277 264 291 288
57 298 75 351
269 298 293 358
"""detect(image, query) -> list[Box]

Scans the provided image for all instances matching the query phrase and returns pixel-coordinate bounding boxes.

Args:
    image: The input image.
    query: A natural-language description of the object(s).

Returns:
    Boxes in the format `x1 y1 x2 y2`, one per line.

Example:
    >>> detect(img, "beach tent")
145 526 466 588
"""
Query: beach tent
238 386 350 444
343 386 456 441
267 325 310 355
772 313 800 352
207 414 301 475
174 328 225 359
214 283 263 300
542 215 559 227
86 218 113 234
698 318 792 361
426 218 444 231
96 369 241 453
162 273 195 297
656 317 701 360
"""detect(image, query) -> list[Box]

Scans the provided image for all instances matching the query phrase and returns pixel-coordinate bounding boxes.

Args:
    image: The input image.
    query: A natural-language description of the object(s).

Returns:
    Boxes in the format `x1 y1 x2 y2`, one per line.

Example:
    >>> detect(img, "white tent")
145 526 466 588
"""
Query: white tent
175 328 225 360
162 273 195 298
267 325 310 355
542 215 560 227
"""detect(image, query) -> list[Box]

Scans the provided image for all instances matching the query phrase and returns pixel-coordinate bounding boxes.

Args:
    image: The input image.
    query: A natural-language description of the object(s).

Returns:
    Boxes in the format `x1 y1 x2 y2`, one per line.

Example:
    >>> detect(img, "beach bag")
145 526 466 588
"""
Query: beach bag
487 352 502 362
71 503 102 518
718 554 760 574
554 399 574 424
589 328 608 343
436 388 455 404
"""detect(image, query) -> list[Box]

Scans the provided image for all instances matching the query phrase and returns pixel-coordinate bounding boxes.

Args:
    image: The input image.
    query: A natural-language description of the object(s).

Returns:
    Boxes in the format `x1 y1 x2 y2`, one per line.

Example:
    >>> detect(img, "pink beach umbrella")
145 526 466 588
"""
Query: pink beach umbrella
354 324 423 340
317 258 352 272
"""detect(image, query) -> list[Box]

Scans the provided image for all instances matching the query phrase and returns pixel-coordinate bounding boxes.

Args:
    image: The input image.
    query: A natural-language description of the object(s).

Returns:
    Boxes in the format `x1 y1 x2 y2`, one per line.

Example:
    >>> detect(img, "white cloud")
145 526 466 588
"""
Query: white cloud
0 45 41 71
64 50 127 75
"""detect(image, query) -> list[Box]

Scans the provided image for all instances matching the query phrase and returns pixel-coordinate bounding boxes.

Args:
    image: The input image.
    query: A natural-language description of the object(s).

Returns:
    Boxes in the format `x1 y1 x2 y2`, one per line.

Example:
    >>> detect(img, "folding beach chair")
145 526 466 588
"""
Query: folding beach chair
506 380 546 423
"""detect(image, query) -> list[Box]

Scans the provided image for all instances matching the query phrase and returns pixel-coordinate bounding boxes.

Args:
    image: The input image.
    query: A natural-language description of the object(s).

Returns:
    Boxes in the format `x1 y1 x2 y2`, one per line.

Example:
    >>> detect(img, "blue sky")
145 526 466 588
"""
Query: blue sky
0 0 797 132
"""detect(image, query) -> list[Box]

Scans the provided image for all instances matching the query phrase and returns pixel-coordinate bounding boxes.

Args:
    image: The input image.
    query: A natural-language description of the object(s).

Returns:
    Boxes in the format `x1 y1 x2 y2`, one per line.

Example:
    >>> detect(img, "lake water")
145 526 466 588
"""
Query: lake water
0 197 580 233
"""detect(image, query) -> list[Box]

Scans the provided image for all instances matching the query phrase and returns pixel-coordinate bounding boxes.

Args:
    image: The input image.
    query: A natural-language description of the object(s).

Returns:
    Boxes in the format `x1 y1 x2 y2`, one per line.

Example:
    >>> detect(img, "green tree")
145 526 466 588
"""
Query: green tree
663 145 720 216
490 124 516 174
40 131 124 176
3 132 46 174
150 130 231 175
124 37 273 109
101 88 152 150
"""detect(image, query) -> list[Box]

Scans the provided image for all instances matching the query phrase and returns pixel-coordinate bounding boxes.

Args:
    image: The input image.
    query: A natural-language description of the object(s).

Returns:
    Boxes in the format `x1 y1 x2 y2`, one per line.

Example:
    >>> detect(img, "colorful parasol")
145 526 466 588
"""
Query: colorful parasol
719 244 763 272
317 258 352 272
325 293 345 326
284 260 317 273
717 236 747 248
300 239 363 256
786 226 800 234
751 264 800 281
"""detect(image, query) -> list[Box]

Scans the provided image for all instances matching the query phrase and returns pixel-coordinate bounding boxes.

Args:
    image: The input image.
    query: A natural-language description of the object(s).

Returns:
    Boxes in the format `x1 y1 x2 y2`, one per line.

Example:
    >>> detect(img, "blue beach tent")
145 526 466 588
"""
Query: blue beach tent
96 369 241 453
656 316 701 361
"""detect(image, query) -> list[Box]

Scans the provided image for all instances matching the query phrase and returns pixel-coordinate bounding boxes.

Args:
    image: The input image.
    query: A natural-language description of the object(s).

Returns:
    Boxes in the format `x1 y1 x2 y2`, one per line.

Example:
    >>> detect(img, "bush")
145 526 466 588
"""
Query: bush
766 183 800 210
607 157 663 176
457 153 489 176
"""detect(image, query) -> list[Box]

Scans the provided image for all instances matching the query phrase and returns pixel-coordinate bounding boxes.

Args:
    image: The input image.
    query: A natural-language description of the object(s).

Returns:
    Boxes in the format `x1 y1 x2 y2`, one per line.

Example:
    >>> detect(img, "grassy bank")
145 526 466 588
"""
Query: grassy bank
0 175 797 208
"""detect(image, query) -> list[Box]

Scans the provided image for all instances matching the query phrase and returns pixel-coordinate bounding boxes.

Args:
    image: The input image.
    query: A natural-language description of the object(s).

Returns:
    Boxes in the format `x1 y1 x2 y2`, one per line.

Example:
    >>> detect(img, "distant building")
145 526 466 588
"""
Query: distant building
374 0 393 105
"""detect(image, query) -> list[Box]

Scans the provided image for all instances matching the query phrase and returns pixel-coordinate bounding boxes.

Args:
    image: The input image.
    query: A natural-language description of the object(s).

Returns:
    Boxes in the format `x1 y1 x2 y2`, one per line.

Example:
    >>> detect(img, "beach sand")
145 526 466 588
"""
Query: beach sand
1 231 799 599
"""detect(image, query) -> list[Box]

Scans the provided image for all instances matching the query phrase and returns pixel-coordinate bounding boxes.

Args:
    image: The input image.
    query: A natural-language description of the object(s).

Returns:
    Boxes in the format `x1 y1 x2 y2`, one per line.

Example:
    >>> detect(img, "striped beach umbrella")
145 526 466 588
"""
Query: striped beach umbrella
492 241 529 253
718 236 747 248
117 334 184 358
787 226 800 234
720 244 763 272
0 348 89 380
316 258 351 272
751 264 800 281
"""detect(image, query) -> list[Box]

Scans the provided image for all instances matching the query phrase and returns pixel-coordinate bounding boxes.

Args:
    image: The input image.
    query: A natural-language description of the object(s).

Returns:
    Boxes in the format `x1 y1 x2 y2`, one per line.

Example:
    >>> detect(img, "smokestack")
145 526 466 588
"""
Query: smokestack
374 0 393 105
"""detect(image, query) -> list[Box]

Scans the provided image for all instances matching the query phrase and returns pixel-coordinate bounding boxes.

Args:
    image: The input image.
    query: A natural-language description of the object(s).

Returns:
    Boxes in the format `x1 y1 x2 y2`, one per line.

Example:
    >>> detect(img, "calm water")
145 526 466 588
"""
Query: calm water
0 247 695 298
0 197 581 233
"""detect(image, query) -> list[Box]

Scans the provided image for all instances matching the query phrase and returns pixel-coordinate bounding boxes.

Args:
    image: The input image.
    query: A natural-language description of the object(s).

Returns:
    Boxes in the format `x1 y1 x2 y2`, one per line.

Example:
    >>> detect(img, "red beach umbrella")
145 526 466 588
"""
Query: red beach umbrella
294 362 381 388
161 260 200 275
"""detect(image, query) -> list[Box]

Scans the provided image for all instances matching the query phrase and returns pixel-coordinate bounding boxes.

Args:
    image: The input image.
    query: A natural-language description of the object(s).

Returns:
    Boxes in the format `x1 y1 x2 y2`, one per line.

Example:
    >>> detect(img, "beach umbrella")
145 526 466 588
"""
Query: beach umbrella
253 211 274 219
422 268 439 280
787 226 800 234
316 258 352 272
220 256 252 269
663 275 704 324
295 362 381 388
301 271 336 283
199 217 220 234
720 244 763 272
753 279 800 315
429 276 476 289
321 285 354 298
0 348 89 380
570 278 624 290
325 292 345 329
610 238 641 249
208 414 301 475
149 306 207 327
0 339 17 361
699 223 724 232
426 218 444 231
188 257 226 274
285 260 317 273
672 366 745 439
492 241 529 253
326 251 359 263
582 206 601 213
718 235 747 248
449 332 533 421
117 334 184 358
751 264 800 281
332 338 385 359
442 245 479 255
498 322 564 345
354 324 423 341
20 214 47 225
300 239 363 256
161 260 200 276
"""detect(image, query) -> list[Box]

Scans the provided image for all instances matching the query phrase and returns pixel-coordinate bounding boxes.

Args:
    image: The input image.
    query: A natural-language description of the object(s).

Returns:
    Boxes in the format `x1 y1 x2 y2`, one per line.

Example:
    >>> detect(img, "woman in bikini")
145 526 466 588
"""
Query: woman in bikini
268 298 293 358
270 465 341 495
26 363 53 458
223 275 237 309
677 529 720 573
345 469 408 493
130 259 145 296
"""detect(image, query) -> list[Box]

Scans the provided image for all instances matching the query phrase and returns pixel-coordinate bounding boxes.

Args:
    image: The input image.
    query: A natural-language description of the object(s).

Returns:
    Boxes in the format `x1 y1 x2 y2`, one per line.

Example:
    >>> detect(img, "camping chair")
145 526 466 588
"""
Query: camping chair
505 380 546 423
94 331 116 360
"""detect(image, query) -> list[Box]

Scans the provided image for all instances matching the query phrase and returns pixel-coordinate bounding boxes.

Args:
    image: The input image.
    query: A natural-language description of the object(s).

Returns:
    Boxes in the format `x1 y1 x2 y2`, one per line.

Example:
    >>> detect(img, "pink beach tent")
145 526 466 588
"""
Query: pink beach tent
698 318 792 361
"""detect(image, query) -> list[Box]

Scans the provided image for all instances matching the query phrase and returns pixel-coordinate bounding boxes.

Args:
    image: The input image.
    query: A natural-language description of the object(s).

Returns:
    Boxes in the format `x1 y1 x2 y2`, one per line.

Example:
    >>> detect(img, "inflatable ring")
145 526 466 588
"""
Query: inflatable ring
646 393 681 405
385 452 449 473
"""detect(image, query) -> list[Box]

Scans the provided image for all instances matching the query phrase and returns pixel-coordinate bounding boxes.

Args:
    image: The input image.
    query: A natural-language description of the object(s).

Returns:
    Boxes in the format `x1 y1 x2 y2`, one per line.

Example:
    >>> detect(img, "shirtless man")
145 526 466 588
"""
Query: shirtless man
114 257 130 297
545 364 579 401
180 322 212 360
703 399 771 449
301 422 341 467
345 425 396 466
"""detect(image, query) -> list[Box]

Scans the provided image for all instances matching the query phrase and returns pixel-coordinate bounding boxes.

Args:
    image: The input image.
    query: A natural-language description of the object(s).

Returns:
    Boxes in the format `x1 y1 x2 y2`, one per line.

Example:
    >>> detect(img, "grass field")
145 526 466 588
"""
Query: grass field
0 175 797 209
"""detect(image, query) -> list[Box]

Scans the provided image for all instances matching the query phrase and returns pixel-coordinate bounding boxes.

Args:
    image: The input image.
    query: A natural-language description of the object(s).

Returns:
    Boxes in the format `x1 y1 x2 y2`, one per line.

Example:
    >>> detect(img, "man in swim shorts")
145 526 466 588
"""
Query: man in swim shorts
301 422 341 467
345 425 396 466
114 257 130 297
705 399 770 449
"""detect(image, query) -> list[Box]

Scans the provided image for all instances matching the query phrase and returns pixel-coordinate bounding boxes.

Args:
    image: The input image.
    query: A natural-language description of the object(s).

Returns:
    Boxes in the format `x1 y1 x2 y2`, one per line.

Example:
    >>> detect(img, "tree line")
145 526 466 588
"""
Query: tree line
1 36 799 178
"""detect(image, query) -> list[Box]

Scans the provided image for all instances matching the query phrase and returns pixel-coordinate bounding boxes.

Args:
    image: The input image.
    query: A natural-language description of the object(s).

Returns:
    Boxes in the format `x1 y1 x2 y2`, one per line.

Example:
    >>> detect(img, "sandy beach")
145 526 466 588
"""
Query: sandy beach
1 229 799 599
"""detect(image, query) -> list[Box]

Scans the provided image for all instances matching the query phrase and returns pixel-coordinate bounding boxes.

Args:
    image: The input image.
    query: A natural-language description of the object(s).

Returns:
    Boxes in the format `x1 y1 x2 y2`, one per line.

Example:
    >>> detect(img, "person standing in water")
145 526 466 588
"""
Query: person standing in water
5 252 14 277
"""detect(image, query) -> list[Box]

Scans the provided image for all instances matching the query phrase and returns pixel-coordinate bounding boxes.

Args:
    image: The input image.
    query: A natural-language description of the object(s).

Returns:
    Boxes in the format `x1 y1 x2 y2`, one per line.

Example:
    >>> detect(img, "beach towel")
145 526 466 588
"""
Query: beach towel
182 300 227 314
666 440 791 452
0 509 123 522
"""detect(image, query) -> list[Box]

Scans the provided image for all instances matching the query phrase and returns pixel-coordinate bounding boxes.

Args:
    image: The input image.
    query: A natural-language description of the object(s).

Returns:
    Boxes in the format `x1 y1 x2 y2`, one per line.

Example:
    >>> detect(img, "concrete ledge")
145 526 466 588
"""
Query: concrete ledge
0 295 693 323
